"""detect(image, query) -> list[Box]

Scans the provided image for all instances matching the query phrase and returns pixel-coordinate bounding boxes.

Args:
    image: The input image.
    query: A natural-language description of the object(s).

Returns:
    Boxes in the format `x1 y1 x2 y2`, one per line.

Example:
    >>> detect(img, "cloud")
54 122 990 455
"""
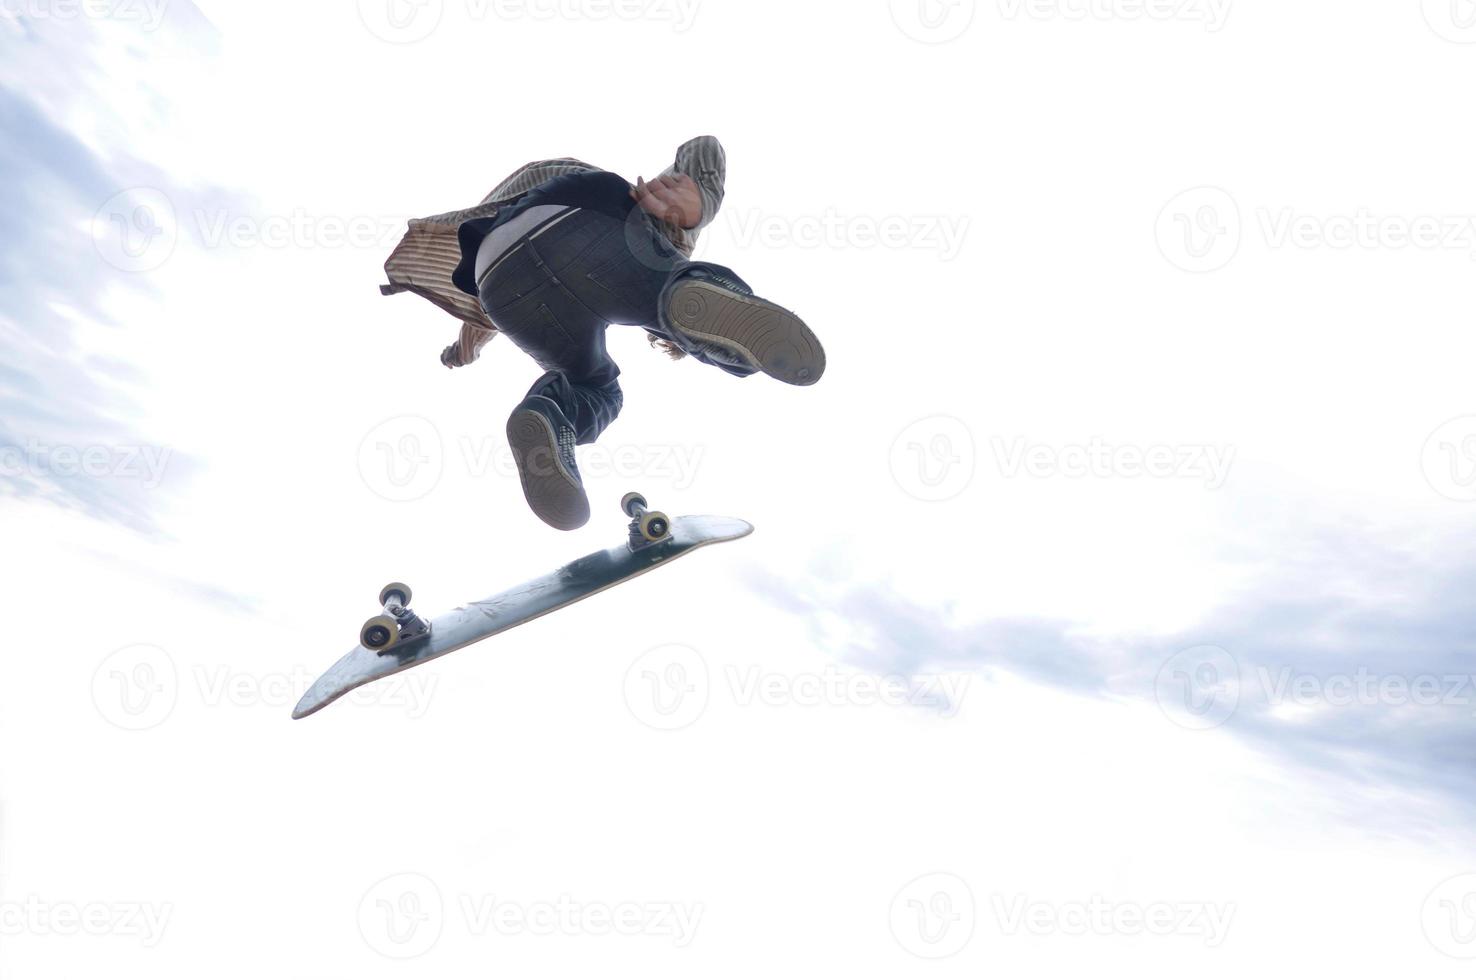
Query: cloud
750 515 1476 818
0 6 221 532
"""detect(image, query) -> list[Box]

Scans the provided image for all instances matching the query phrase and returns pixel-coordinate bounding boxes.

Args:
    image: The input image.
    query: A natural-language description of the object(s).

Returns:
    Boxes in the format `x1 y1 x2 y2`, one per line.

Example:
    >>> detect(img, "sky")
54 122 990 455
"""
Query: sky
4 0 1476 976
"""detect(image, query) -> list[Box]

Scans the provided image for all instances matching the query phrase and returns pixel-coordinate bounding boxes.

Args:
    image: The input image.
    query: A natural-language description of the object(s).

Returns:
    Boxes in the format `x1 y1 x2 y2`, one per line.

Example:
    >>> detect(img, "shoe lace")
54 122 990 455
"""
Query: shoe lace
693 268 751 296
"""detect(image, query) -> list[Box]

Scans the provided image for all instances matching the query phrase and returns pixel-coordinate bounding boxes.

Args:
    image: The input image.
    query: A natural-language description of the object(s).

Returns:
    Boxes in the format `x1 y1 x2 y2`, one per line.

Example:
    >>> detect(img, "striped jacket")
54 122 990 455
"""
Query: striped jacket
381 135 727 367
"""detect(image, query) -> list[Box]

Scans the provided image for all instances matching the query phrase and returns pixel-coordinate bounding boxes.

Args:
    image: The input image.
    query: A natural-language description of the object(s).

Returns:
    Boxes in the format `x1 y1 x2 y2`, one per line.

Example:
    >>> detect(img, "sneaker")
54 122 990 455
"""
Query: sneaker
505 395 589 530
663 266 826 386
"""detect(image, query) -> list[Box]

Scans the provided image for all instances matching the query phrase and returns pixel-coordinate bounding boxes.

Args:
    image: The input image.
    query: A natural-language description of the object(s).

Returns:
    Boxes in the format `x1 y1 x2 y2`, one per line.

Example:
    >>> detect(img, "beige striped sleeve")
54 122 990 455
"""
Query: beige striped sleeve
481 157 600 206
448 321 497 367
381 203 499 332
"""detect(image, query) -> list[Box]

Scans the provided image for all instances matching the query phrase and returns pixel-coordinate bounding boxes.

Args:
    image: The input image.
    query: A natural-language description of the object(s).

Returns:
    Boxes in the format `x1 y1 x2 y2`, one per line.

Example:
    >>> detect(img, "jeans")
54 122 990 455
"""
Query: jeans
475 172 755 445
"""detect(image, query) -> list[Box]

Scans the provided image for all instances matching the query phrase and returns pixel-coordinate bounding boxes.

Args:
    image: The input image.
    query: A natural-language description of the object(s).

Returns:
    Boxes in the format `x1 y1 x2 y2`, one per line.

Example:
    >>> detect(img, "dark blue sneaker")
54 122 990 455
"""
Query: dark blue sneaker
662 265 826 386
506 395 589 530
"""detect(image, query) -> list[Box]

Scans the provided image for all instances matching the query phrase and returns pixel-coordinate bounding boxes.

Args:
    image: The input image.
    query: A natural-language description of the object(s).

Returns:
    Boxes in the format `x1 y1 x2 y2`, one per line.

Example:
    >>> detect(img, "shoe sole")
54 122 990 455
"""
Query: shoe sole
506 408 590 531
666 281 826 386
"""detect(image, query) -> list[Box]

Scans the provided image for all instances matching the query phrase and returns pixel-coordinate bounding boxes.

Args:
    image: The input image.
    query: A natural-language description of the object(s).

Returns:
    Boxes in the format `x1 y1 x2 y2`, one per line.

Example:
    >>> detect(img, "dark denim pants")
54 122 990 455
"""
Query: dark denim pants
474 172 753 445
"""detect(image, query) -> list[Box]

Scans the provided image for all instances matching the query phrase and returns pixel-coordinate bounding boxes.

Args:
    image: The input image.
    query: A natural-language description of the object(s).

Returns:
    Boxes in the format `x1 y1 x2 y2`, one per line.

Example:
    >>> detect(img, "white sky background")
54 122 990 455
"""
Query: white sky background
4 0 1476 976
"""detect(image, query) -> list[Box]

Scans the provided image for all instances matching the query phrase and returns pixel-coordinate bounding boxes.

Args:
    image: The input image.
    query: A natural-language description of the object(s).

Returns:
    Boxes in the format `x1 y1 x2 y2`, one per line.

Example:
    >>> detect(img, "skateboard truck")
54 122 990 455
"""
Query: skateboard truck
297 504 754 720
356 492 667 656
621 492 671 548
360 581 431 654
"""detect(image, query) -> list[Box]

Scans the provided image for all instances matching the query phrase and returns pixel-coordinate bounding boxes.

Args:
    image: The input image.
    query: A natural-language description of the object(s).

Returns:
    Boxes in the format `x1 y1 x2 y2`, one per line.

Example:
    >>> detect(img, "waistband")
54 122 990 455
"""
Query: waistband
474 204 580 285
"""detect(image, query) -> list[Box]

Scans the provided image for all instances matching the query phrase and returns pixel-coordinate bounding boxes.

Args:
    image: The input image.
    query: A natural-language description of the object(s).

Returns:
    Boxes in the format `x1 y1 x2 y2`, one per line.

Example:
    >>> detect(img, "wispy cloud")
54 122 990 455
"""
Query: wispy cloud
752 515 1476 817
0 5 220 532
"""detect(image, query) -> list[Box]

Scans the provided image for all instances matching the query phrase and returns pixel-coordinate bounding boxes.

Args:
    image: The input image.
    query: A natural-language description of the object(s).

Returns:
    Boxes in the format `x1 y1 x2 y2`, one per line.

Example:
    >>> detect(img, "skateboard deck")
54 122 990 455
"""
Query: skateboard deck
293 510 752 720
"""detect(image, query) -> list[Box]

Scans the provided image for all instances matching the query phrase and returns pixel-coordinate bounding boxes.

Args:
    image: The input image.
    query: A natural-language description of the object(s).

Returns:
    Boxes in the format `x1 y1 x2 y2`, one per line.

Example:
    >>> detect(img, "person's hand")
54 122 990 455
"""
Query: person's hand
630 174 703 230
441 343 463 368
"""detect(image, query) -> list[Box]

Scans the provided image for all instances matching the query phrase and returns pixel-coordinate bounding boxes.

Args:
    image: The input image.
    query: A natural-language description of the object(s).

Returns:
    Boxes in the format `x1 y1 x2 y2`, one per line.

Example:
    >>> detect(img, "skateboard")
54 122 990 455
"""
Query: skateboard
292 493 753 720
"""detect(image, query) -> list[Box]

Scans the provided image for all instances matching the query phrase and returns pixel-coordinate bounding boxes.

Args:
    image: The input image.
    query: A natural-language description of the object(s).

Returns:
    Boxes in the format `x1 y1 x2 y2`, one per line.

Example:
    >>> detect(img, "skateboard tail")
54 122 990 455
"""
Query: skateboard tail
292 664 364 719
292 687 341 720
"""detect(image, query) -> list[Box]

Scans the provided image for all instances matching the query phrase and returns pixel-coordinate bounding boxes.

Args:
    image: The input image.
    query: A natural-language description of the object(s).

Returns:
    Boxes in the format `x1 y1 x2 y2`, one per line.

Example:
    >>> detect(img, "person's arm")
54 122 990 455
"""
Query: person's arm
441 321 497 369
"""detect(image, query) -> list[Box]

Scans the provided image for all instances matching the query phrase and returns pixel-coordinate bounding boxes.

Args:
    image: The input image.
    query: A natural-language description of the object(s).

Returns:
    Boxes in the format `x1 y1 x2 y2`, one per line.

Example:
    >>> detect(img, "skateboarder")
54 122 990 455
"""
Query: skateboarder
380 136 825 531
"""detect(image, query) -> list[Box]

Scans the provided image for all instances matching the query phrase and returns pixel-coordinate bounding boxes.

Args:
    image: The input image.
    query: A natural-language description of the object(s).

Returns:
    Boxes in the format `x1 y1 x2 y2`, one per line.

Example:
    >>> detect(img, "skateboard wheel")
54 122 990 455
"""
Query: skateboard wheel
361 615 401 651
621 492 647 517
379 582 412 608
637 510 671 542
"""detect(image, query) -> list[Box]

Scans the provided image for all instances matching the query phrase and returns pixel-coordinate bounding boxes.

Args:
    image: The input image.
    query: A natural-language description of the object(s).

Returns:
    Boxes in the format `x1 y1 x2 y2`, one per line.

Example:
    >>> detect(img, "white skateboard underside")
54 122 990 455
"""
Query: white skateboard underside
292 515 752 719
